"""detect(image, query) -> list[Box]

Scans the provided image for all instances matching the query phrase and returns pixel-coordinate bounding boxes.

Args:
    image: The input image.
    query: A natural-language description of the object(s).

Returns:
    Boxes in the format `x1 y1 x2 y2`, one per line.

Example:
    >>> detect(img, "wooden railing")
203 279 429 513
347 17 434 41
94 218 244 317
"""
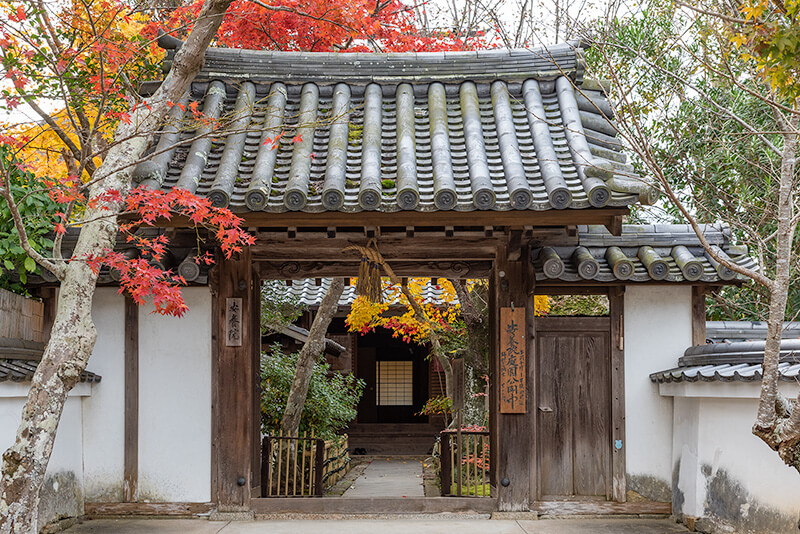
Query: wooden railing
439 430 490 497
260 434 350 497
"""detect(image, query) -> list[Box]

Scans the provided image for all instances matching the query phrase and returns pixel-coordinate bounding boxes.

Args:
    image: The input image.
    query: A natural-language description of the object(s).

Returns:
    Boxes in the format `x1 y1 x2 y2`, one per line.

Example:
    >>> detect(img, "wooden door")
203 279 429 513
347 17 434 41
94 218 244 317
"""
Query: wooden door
537 317 612 500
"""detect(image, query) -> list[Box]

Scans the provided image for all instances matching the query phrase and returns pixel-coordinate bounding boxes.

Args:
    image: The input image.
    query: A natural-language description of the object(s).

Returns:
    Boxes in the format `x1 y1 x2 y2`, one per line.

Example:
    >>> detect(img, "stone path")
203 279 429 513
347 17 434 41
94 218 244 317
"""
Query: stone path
66 518 689 533
341 457 424 497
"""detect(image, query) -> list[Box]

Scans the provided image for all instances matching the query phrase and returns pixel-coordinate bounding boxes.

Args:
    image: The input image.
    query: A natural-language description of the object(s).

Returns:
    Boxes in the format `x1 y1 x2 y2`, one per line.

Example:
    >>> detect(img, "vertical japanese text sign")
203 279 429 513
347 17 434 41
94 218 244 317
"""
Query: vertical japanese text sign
225 298 243 347
500 306 526 413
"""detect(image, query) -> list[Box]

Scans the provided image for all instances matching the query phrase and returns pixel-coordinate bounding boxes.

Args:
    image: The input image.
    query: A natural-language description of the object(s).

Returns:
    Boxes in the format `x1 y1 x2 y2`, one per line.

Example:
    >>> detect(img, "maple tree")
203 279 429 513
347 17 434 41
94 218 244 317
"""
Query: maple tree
347 278 548 424
0 0 496 528
166 0 495 52
0 0 250 530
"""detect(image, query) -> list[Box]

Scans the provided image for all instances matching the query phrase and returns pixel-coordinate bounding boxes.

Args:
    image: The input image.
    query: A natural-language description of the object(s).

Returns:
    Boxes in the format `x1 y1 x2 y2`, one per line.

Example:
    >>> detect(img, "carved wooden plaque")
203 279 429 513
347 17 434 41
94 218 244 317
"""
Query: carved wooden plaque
499 306 526 413
225 298 243 347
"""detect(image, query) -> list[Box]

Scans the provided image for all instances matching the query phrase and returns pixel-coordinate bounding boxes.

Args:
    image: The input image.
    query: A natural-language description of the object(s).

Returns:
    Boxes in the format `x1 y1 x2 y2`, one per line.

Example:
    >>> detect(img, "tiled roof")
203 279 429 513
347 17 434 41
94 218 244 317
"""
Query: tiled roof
278 324 346 355
532 224 756 283
133 42 656 214
650 339 800 383
0 359 102 384
0 338 101 383
706 321 800 342
281 278 458 308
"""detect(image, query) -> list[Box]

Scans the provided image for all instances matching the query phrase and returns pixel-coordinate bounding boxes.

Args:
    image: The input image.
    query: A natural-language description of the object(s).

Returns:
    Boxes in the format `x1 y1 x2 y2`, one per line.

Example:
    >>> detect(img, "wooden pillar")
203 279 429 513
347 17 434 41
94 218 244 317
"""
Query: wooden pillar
692 286 707 346
250 271 262 497
123 296 139 503
609 287 626 502
492 244 532 511
213 248 254 511
524 246 538 502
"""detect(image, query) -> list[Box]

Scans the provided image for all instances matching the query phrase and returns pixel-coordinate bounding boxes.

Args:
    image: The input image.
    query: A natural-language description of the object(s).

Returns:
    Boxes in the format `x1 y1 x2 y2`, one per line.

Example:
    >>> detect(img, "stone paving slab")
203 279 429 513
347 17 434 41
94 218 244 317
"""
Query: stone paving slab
67 518 688 534
341 458 424 497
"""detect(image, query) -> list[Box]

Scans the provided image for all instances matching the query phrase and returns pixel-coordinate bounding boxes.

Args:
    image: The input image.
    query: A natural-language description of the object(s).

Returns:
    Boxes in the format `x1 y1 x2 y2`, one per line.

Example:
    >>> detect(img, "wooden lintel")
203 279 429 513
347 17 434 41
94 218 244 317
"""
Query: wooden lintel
605 215 623 237
251 236 504 262
255 260 492 280
150 208 630 229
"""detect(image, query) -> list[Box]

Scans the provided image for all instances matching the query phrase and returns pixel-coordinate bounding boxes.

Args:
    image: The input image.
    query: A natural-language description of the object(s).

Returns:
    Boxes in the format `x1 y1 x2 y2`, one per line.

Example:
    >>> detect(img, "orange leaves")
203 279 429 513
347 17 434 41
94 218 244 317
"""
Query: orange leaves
164 0 495 53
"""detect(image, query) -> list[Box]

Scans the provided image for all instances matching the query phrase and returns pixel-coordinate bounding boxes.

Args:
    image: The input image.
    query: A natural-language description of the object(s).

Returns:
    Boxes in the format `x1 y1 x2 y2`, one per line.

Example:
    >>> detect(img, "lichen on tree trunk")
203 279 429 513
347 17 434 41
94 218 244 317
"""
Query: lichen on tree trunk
280 278 345 437
0 1 234 531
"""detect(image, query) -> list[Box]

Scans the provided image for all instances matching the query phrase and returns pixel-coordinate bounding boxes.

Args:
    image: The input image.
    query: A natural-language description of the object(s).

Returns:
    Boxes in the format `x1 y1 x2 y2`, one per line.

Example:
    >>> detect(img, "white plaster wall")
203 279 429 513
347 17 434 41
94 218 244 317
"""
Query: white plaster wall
82 287 126 502
698 397 800 515
667 387 800 529
624 285 692 492
138 286 212 502
0 386 88 524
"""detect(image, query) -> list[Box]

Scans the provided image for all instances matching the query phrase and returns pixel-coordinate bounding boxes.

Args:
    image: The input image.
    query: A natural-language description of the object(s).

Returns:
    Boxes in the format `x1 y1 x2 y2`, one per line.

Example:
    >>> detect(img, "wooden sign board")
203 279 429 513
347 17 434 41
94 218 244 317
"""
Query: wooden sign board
225 298 243 347
499 306 526 413
452 358 465 411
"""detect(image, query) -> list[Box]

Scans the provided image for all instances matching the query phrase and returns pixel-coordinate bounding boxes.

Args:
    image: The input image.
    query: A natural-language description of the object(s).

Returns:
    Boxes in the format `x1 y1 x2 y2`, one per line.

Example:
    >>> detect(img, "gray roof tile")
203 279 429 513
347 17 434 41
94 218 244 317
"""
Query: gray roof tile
136 44 655 213
532 224 756 283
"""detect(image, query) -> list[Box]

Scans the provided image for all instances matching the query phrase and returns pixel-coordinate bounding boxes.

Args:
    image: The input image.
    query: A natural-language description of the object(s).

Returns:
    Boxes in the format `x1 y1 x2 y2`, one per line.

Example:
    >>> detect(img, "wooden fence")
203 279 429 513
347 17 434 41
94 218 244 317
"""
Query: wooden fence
260 434 350 497
439 430 490 497
0 288 46 343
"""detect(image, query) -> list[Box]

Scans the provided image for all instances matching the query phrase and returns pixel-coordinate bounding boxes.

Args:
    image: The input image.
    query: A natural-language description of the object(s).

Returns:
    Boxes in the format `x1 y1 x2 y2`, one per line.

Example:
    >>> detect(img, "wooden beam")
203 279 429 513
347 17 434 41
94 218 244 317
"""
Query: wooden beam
254 260 492 280
532 500 671 515
214 249 254 512
148 208 630 228
123 296 139 503
692 286 707 345
609 287 626 503
605 215 623 237
85 502 214 517
251 236 504 261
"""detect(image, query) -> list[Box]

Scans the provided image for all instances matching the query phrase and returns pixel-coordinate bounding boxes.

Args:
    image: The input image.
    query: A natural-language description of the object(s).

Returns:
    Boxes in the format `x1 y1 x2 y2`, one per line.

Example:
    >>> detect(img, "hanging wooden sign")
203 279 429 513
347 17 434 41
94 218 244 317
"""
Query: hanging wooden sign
499 306 526 413
225 298 243 347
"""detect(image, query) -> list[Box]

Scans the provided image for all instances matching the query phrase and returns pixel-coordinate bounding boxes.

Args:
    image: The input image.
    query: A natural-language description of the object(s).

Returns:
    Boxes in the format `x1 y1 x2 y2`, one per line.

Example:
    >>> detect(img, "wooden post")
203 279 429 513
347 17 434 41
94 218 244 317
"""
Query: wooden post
525 247 538 502
251 272 262 497
609 287 626 502
493 244 532 511
123 296 139 503
260 437 270 498
314 439 324 497
214 248 254 511
692 286 707 346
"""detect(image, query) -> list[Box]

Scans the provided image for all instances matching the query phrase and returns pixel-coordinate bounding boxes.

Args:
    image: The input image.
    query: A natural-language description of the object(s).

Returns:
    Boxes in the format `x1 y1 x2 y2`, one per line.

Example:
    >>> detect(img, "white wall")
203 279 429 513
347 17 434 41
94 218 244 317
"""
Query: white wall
664 383 800 532
624 285 692 499
82 287 126 502
0 385 91 526
138 287 212 502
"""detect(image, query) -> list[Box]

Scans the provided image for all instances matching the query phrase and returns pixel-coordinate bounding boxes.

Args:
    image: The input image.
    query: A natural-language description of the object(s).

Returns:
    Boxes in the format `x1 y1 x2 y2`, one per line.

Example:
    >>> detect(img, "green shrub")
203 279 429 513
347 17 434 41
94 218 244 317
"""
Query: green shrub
260 344 365 439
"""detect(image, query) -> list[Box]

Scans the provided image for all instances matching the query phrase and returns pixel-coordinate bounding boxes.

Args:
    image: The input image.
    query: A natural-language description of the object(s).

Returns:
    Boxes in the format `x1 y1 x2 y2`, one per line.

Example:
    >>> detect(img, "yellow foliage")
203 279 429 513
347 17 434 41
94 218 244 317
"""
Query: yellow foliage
346 278 550 342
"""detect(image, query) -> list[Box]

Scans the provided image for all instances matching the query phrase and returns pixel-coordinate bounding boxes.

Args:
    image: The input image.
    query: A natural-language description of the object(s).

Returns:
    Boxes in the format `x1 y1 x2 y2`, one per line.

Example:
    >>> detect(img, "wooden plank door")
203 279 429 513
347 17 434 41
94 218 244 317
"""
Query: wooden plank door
537 319 612 500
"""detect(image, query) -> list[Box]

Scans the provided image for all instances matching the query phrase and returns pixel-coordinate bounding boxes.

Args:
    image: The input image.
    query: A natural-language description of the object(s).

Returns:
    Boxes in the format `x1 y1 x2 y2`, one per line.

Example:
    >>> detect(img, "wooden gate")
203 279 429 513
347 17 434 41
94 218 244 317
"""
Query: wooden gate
535 316 613 500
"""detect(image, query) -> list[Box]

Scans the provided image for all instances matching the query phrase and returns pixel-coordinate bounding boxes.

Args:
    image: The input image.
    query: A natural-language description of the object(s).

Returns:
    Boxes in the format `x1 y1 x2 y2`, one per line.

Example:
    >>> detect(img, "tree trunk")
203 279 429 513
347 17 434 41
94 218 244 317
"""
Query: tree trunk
753 114 800 471
0 2 233 531
280 278 345 437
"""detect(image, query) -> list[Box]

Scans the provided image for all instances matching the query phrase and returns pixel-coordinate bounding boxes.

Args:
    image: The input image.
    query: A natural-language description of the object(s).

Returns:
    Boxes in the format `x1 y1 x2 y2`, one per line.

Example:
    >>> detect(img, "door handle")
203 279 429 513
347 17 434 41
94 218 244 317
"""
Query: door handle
538 406 553 413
